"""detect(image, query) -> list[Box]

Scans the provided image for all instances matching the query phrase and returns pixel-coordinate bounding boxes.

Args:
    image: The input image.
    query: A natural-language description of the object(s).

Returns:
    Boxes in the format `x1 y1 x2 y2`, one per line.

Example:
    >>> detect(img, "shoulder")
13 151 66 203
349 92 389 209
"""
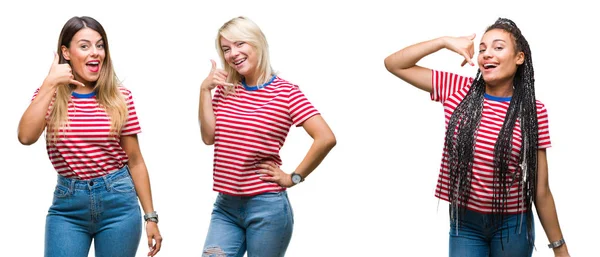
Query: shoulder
271 76 299 90
535 99 547 111
117 85 133 97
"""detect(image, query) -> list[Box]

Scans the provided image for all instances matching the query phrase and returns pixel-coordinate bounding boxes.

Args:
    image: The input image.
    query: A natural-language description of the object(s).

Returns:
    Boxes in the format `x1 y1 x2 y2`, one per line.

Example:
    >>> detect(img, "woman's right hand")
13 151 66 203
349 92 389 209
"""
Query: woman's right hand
43 52 85 90
201 59 233 91
443 34 476 67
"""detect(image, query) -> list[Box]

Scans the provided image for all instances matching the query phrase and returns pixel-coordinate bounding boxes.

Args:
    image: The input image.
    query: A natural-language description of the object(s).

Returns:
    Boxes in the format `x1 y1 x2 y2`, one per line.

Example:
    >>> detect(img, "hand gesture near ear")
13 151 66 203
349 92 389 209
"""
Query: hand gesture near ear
44 52 86 89
201 59 234 91
444 33 476 67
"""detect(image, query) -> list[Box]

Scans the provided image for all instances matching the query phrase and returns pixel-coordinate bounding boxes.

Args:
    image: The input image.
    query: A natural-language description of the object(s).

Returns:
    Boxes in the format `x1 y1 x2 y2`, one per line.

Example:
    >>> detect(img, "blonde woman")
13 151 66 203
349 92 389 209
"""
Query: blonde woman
18 16 162 257
198 16 336 257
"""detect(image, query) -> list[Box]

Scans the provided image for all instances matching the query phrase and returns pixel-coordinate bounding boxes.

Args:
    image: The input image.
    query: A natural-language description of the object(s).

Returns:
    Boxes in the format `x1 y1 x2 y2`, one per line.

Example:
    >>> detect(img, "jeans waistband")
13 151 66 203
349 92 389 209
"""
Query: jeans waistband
56 165 131 191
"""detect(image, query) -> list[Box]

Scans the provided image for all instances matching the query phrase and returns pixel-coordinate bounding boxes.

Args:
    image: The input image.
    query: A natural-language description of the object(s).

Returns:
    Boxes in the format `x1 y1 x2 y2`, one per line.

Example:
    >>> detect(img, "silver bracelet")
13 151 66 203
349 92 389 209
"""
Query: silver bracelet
144 211 159 224
548 238 565 249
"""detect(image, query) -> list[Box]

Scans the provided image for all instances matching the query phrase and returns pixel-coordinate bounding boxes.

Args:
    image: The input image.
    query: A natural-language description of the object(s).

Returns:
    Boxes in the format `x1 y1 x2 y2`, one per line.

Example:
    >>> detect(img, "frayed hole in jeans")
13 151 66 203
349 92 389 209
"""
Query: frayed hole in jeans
202 246 226 257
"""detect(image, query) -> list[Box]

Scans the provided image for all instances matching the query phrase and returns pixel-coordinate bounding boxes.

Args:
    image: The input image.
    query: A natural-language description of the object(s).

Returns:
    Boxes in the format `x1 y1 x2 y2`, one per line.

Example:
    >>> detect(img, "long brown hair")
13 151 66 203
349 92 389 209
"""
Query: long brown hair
47 16 127 143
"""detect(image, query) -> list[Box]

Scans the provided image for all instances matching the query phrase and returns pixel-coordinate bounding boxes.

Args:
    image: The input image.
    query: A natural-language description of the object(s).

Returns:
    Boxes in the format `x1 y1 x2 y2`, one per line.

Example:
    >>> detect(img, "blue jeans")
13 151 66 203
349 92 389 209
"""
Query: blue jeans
45 166 142 257
202 191 294 257
449 207 535 257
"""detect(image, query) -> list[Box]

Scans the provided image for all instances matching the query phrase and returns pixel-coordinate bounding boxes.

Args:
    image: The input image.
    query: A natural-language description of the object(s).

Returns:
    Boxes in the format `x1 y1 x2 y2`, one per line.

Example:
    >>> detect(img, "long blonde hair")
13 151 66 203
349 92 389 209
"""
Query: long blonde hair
216 16 274 95
48 16 127 143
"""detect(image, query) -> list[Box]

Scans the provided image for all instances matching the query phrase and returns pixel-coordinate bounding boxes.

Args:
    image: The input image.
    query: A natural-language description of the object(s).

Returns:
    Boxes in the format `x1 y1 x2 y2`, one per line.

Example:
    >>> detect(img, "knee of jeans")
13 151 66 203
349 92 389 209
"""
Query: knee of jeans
202 246 227 257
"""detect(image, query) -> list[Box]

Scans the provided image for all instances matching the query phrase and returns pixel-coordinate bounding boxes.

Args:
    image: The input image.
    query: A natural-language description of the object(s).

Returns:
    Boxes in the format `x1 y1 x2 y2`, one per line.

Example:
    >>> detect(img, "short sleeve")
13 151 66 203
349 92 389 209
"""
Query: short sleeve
536 102 552 149
430 70 473 104
288 85 320 126
120 88 142 136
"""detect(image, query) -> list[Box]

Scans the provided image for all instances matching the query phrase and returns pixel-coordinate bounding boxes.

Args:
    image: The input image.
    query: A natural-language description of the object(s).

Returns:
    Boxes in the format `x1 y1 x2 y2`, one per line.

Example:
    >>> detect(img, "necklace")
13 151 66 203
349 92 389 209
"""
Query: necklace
242 75 276 91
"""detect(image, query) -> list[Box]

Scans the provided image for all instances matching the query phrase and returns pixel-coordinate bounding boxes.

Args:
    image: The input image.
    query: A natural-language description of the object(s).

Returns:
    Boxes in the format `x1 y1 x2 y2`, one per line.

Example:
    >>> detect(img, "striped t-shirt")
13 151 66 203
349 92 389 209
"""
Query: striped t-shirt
431 70 551 214
211 76 320 196
32 87 141 179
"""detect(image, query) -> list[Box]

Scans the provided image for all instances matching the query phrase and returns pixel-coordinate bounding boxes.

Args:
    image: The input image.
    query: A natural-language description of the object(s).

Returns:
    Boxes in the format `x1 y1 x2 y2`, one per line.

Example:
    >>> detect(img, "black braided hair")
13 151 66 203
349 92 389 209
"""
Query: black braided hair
444 17 538 248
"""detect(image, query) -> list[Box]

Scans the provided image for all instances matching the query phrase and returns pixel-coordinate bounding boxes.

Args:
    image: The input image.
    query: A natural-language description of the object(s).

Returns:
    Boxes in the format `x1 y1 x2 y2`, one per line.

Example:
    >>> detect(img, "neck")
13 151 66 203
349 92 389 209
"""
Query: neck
73 76 95 94
485 79 514 97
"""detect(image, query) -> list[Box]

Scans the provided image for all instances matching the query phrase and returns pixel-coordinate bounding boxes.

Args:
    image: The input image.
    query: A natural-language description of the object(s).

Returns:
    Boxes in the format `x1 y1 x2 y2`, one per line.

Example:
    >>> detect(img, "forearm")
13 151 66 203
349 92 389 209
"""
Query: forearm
18 84 56 145
535 189 569 255
293 133 336 180
384 36 447 71
198 88 216 145
129 160 155 214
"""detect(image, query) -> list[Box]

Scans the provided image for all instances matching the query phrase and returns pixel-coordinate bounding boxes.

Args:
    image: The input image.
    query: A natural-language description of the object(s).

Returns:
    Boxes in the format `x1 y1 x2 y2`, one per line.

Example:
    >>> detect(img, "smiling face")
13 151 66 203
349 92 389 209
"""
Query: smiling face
220 36 259 83
61 28 105 86
478 28 524 87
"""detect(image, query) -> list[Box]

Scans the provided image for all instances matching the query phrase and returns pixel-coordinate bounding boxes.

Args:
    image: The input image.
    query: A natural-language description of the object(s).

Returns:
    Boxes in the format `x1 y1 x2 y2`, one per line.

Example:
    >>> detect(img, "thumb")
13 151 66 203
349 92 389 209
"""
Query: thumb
466 33 476 40
210 59 216 71
53 52 60 65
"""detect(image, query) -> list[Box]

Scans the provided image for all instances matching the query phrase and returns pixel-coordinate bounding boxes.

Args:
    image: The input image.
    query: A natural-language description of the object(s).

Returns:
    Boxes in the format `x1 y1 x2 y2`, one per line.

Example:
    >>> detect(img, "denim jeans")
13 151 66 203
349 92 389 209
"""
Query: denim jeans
449 207 535 257
44 166 142 257
202 191 294 257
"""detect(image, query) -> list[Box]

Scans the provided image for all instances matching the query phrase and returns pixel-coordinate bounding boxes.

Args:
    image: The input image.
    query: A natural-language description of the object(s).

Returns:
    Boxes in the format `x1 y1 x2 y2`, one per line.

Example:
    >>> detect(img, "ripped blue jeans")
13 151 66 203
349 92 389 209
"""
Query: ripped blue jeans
202 191 294 257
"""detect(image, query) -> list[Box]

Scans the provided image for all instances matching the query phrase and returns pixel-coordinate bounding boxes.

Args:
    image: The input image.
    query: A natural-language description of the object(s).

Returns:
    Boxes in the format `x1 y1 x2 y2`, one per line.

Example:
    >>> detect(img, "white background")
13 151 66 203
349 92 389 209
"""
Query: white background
0 0 596 256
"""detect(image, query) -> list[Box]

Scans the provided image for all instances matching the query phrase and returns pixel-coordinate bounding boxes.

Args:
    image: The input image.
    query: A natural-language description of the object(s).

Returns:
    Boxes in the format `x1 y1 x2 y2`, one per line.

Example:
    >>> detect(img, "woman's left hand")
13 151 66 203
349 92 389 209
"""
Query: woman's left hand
257 161 294 188
146 222 163 256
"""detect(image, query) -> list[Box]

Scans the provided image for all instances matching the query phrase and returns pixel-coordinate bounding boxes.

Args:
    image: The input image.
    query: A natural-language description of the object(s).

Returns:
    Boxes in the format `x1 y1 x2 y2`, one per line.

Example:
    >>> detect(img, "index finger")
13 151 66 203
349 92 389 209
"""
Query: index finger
152 238 162 256
461 53 474 67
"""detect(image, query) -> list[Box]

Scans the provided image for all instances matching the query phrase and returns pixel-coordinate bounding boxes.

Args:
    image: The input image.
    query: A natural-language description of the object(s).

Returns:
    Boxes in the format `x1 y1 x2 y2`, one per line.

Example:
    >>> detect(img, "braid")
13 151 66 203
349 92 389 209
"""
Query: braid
445 18 539 247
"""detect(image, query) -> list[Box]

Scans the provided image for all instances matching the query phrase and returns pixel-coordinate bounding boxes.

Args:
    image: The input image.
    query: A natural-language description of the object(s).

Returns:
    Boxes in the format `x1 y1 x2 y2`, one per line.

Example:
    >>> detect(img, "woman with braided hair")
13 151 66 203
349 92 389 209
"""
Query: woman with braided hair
384 18 570 257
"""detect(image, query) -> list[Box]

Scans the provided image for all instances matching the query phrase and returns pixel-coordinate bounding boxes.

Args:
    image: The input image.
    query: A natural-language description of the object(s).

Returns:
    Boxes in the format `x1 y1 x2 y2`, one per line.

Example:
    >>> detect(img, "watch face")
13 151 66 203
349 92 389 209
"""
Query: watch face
292 174 301 184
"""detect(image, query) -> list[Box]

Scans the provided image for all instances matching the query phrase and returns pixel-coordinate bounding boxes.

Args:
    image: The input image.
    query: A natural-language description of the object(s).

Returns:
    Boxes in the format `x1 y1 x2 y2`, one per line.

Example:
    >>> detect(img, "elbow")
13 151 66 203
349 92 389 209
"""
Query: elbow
321 133 337 150
201 136 215 146
17 133 38 146
384 56 394 72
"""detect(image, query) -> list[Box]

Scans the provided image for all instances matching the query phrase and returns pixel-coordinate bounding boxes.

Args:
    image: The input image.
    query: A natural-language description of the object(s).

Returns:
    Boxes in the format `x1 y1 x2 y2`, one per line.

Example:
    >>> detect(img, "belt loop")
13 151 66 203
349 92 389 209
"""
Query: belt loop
103 175 111 191
69 180 76 195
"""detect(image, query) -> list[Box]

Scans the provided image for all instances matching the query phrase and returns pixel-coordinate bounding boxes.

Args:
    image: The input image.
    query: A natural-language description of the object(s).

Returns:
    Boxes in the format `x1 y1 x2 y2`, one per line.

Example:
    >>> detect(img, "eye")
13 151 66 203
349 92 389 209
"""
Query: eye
494 46 504 51
478 49 486 53
97 44 105 49
236 42 245 47
223 48 230 53
80 44 89 50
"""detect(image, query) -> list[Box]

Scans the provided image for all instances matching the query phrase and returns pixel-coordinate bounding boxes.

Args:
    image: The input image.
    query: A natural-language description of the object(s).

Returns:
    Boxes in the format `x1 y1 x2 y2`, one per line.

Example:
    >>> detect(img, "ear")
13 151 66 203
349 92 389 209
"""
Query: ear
61 45 70 61
516 51 525 65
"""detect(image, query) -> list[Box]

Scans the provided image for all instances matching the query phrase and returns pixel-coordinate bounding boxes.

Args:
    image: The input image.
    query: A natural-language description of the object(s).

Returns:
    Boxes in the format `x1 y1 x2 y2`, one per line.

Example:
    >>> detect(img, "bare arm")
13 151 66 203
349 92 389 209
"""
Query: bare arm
534 149 570 257
120 135 162 256
198 60 233 145
18 53 85 145
198 87 216 145
258 115 336 187
18 82 56 145
383 35 476 93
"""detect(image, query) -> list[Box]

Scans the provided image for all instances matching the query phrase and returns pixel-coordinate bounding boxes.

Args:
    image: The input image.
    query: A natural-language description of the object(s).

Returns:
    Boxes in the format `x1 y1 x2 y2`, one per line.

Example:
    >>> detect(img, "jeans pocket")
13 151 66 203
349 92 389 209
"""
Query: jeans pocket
111 176 136 193
53 184 71 198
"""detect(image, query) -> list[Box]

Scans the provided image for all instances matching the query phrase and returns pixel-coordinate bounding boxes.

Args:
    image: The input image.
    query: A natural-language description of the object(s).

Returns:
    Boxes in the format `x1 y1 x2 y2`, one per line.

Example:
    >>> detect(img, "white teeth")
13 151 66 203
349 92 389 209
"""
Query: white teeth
234 58 245 65
87 61 99 65
484 64 497 68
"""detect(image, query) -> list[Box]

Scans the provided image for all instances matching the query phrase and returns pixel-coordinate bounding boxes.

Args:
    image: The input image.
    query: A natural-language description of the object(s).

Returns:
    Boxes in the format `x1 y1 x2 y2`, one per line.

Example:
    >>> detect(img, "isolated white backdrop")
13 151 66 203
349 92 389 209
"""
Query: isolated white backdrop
0 0 596 256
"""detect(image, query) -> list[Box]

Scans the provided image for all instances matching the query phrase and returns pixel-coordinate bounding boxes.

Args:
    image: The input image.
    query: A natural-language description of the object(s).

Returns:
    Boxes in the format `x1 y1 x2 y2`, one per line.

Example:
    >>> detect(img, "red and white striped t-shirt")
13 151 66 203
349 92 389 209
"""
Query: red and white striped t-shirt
32 87 141 179
211 76 320 196
431 70 551 214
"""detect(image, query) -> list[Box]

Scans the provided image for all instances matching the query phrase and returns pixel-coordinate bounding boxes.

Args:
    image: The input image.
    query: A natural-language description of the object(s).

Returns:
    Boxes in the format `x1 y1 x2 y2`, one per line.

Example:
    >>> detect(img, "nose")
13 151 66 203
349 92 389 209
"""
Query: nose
90 46 99 56
481 49 492 59
230 47 240 57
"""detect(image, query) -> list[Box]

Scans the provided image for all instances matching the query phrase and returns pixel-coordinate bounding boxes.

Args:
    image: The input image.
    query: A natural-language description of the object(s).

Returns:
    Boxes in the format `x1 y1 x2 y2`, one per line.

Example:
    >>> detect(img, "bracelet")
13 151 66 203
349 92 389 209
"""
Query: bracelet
144 211 159 224
547 238 565 249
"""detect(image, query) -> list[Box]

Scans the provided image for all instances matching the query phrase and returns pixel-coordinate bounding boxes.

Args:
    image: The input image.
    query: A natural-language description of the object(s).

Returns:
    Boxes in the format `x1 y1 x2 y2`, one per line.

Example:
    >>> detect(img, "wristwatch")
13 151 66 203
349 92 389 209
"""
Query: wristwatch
548 238 565 248
144 211 159 224
291 172 304 185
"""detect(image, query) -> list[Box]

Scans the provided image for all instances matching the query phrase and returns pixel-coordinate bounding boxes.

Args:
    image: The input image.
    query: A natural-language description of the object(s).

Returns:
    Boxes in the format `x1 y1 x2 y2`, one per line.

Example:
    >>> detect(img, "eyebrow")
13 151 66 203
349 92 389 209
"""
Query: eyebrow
480 39 507 46
77 39 104 44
